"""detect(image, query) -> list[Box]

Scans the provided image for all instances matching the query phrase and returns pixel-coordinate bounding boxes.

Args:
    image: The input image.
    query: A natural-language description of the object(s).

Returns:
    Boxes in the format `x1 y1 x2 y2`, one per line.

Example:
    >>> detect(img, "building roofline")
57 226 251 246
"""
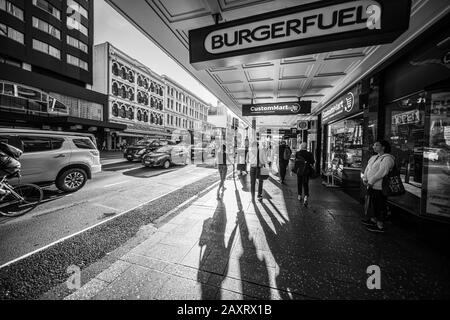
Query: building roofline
161 74 214 108
95 42 165 84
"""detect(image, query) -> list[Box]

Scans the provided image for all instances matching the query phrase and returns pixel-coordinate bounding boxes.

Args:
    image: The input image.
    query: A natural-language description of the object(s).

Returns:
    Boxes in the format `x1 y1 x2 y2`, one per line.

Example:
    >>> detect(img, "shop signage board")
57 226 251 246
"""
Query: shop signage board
242 101 311 116
392 109 421 126
322 90 360 124
297 121 309 130
189 0 411 70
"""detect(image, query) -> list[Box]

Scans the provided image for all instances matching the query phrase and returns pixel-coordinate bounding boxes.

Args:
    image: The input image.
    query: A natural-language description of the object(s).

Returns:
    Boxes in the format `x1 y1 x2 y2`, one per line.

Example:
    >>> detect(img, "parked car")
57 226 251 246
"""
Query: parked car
0 129 101 192
142 145 188 169
124 139 170 162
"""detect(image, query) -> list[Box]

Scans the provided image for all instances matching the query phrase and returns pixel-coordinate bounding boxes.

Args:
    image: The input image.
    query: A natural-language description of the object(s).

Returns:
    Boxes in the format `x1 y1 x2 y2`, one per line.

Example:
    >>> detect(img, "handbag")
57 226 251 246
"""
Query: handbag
382 163 405 196
259 166 269 180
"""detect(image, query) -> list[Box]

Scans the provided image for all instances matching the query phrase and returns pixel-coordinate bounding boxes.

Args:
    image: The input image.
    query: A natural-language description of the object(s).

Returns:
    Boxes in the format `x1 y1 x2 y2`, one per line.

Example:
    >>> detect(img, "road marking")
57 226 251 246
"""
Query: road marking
103 181 129 188
0 178 211 270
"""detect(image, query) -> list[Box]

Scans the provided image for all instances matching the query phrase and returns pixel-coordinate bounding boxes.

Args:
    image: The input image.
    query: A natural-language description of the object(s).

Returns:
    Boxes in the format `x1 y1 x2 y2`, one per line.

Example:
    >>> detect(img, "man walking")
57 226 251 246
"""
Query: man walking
249 141 267 201
278 141 291 184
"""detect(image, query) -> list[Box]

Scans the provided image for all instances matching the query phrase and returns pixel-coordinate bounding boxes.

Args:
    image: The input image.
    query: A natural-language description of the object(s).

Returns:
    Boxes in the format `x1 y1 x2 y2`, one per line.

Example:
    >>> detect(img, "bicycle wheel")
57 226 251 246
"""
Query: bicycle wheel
0 184 43 217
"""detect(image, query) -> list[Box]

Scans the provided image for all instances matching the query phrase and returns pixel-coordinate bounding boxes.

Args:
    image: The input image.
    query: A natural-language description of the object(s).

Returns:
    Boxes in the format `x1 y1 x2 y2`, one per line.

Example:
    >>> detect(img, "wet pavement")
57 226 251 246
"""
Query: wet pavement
65 170 450 300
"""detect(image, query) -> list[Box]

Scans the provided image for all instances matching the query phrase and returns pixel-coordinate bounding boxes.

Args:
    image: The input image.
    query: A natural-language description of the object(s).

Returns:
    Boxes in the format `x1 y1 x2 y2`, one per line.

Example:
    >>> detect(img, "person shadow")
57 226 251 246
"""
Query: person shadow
234 177 271 299
198 199 238 299
253 197 303 300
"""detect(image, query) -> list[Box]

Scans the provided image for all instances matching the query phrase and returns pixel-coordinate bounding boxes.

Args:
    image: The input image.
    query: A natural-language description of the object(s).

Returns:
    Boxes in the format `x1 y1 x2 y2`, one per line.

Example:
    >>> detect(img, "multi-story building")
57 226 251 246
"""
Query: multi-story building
0 0 125 142
93 42 167 149
162 75 212 144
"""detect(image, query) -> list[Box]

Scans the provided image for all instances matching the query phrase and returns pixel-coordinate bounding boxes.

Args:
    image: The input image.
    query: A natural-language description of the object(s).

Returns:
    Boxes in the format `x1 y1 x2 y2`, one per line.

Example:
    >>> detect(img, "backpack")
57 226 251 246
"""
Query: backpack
283 147 292 161
293 153 308 176
0 142 23 160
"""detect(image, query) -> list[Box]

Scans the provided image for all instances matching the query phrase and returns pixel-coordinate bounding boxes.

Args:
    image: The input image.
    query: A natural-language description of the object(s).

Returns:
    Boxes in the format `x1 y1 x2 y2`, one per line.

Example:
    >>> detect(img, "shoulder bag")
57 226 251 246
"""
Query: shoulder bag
382 162 405 197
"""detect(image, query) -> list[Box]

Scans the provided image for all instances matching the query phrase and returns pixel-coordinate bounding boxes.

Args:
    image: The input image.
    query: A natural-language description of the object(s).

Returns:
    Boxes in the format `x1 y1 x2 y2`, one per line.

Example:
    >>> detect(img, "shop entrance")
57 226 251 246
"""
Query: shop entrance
325 113 363 189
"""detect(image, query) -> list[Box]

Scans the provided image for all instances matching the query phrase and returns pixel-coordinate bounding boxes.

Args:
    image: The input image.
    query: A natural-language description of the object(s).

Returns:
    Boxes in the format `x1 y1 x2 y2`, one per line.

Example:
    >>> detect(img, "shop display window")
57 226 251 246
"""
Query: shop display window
326 116 363 179
424 91 450 218
386 92 426 198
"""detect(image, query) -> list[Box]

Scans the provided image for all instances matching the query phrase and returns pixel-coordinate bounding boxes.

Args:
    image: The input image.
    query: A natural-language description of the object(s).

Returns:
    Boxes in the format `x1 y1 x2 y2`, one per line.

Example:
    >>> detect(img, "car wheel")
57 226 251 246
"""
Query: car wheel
163 160 170 169
56 168 87 193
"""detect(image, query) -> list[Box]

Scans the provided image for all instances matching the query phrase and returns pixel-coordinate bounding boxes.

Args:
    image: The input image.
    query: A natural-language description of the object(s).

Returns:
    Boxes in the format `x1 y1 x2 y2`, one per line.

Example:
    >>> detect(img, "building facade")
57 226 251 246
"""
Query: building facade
93 42 167 150
0 0 125 141
162 76 212 145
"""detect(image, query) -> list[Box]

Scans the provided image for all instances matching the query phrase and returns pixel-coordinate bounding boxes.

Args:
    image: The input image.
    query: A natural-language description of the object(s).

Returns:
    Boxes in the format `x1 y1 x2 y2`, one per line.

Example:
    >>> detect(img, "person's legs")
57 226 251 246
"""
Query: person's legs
257 177 264 199
303 176 310 197
279 162 286 182
250 167 257 199
297 174 303 200
367 190 387 232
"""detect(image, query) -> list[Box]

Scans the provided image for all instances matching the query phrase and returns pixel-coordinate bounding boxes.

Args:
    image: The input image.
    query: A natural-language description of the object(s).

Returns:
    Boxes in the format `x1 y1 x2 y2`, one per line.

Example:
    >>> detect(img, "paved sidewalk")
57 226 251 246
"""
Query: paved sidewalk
65 170 450 300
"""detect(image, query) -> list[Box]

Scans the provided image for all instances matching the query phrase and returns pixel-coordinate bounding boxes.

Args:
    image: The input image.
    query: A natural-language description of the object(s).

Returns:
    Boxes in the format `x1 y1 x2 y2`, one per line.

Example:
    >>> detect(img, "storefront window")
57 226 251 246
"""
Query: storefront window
326 116 363 180
424 91 450 218
386 92 426 191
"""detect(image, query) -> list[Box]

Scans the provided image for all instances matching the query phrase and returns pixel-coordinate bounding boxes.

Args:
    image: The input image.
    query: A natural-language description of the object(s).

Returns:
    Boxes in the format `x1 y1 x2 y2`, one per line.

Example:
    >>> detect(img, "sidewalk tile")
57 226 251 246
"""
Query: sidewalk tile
93 265 170 300
64 279 109 300
96 260 132 283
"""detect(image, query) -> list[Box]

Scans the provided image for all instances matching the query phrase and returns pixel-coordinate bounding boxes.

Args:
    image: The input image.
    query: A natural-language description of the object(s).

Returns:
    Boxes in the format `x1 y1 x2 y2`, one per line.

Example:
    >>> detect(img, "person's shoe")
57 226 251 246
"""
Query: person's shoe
303 196 308 207
297 195 302 201
366 224 385 233
361 218 376 226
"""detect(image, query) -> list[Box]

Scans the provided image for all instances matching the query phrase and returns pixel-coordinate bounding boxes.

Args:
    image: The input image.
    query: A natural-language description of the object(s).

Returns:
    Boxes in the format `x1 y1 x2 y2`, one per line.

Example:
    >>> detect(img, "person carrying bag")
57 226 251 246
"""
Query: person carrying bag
362 139 396 233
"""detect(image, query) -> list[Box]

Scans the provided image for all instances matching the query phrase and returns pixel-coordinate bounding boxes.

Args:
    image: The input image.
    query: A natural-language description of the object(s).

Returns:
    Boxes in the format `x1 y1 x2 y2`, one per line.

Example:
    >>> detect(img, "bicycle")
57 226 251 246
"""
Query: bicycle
0 170 43 217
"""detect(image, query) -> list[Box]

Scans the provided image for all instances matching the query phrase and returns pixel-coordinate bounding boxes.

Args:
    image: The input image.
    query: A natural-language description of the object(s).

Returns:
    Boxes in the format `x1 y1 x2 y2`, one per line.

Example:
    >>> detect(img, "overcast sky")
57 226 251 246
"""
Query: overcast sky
93 0 219 106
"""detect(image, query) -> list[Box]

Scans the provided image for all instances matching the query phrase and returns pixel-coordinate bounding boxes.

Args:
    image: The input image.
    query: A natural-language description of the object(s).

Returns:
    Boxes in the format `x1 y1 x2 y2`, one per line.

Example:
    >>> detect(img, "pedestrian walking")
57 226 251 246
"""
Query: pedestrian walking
236 145 248 176
278 141 291 184
292 142 315 207
216 144 234 199
249 141 267 201
362 140 395 233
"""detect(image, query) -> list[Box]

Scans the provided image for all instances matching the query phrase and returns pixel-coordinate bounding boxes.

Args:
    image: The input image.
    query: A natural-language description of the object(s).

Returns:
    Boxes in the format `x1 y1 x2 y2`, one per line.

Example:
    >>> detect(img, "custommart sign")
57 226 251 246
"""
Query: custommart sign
189 0 411 70
242 101 311 116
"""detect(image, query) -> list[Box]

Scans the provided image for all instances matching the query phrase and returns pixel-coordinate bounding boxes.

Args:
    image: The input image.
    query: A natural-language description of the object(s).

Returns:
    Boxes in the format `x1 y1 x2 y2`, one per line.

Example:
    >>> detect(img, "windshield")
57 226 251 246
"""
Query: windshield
136 140 154 146
155 146 172 153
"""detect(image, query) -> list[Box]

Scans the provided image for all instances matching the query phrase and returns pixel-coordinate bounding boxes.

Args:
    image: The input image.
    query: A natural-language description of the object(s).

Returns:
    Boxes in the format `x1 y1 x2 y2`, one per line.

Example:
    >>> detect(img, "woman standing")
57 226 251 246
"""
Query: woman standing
362 140 395 233
216 144 234 199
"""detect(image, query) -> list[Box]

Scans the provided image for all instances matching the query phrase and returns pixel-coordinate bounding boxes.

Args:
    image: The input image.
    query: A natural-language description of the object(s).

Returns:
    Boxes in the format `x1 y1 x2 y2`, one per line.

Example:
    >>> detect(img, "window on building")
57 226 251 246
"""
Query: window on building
112 103 119 117
32 0 60 20
67 35 88 53
0 1 23 21
67 54 89 71
67 0 88 19
33 17 61 40
33 39 61 59
0 23 24 44
66 17 88 37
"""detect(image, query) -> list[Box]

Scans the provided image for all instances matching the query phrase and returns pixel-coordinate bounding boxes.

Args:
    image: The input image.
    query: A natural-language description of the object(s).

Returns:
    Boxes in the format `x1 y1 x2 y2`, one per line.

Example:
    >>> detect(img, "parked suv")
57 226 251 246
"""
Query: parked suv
0 129 101 192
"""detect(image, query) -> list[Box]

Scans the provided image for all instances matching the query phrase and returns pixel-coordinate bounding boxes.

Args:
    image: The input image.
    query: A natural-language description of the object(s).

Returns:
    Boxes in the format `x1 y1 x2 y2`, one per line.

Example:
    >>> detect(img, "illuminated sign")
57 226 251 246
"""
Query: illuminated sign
242 101 311 116
392 110 421 125
189 0 411 70
322 92 356 123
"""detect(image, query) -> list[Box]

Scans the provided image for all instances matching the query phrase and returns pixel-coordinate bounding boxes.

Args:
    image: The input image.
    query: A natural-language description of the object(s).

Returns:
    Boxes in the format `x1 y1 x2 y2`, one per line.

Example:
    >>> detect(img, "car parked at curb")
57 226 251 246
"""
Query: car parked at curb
0 129 101 192
142 145 188 169
124 139 172 162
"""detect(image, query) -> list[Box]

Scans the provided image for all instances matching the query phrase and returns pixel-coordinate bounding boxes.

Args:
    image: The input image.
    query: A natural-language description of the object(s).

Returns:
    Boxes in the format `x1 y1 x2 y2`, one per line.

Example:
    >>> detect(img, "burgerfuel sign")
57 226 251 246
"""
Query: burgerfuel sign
189 0 411 70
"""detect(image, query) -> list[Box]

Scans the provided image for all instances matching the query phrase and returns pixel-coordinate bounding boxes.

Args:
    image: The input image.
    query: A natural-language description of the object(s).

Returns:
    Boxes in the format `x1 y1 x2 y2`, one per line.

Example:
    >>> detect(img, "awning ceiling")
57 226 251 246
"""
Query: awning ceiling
105 0 449 129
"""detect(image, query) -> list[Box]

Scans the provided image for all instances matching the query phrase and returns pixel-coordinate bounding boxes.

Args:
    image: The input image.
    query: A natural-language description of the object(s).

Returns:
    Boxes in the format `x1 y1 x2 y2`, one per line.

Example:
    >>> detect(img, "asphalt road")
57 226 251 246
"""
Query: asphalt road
0 160 217 266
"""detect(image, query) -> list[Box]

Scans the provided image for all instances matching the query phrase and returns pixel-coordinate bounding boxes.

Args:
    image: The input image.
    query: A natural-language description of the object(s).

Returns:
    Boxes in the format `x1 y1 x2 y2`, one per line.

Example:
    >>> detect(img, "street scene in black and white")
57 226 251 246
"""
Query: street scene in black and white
0 0 450 301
